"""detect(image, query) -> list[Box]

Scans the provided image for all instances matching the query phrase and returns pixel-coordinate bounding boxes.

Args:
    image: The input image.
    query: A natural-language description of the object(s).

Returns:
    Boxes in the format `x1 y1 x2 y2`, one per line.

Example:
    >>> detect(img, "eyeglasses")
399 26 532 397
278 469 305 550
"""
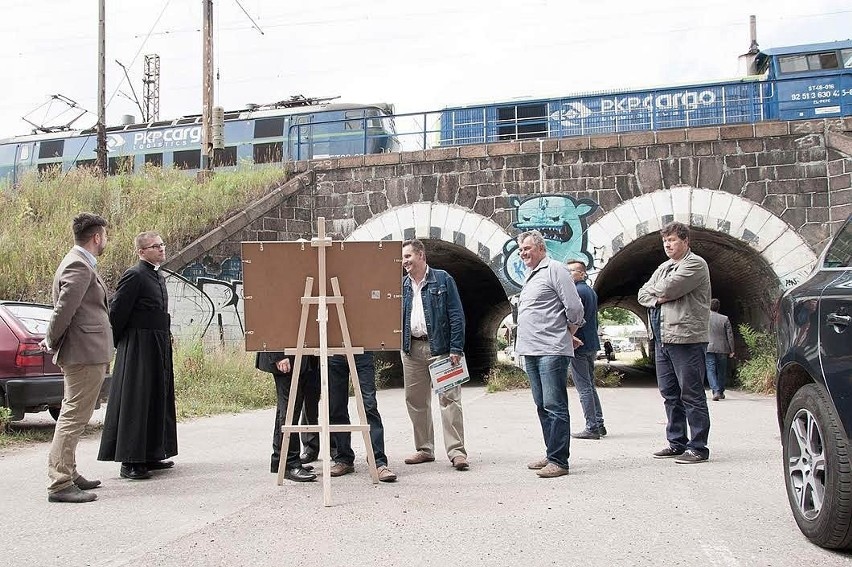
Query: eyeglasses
141 242 166 250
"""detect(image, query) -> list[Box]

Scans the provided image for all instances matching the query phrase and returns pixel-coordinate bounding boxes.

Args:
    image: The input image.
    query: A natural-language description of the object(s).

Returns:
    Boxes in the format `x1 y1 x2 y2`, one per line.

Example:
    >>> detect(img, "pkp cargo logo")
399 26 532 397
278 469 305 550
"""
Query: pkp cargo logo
550 102 592 127
106 134 126 153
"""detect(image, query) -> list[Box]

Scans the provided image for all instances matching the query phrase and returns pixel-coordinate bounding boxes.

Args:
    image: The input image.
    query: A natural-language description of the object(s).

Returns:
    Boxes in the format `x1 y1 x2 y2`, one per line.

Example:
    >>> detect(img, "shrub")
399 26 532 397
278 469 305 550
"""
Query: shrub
173 339 276 420
0 406 11 432
485 362 529 393
736 323 777 394
593 364 624 387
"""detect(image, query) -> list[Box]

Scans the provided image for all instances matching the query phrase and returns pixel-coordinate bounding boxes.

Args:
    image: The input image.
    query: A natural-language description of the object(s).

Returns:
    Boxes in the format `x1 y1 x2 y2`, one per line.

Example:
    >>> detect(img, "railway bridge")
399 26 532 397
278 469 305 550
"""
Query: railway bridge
163 117 852 377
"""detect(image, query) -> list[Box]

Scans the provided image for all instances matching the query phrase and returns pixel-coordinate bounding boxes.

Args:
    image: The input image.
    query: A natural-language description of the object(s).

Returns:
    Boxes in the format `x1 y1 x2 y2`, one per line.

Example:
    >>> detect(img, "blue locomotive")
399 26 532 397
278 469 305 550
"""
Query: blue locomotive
439 40 852 145
0 97 399 185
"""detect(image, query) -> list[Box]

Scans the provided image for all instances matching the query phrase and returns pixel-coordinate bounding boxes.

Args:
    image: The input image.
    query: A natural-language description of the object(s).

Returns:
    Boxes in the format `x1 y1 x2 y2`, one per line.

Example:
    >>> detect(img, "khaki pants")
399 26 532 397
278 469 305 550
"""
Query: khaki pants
47 363 107 493
402 340 466 461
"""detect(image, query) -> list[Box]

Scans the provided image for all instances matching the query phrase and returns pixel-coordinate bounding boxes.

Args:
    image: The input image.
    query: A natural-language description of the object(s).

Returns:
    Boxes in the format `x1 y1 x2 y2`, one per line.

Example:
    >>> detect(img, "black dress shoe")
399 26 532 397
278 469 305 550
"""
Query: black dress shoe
300 451 318 465
146 460 174 470
73 475 101 490
284 466 317 482
120 464 152 480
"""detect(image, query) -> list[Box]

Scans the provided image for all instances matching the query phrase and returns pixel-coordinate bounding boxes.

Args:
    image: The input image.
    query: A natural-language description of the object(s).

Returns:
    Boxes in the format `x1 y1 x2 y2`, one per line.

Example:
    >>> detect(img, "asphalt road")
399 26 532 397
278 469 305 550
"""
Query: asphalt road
2 366 850 567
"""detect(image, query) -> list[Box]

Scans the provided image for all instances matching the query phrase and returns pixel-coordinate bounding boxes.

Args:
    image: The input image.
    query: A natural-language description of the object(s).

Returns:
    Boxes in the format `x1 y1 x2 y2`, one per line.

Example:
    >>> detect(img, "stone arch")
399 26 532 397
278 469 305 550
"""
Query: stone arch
349 202 513 377
586 187 818 290
349 202 515 291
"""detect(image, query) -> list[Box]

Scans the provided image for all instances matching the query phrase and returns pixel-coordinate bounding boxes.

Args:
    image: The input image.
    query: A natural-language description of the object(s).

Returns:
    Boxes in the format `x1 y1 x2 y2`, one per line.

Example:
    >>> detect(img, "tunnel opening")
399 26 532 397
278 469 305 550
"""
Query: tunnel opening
593 227 783 350
377 239 511 384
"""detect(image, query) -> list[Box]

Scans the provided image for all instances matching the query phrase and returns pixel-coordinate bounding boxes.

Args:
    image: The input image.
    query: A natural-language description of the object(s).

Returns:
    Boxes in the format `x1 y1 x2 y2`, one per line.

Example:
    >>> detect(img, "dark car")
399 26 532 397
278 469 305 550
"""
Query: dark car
776 215 852 550
0 301 109 420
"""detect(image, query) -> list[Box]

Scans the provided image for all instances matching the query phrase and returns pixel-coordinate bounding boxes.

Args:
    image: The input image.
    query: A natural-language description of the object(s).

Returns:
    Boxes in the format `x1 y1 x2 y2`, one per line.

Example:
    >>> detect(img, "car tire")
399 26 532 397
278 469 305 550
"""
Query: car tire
48 406 61 421
783 383 852 549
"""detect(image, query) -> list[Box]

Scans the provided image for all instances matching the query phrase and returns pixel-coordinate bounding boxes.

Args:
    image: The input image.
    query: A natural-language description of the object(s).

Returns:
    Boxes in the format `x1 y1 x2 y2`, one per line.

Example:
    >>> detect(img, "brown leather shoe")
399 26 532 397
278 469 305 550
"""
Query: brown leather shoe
48 485 97 503
330 462 355 477
536 463 570 478
527 457 548 470
404 451 435 465
377 465 397 482
451 455 470 471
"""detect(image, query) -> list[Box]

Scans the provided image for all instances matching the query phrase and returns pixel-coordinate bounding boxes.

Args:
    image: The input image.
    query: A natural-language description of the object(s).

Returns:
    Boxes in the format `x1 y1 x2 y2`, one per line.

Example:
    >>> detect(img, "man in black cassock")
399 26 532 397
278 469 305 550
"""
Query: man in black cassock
98 231 177 480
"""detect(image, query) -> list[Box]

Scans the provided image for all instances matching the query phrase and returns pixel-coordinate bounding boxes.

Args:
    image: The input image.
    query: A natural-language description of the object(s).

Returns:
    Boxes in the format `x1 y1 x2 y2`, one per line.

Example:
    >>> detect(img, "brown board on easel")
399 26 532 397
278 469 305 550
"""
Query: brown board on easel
242 240 403 351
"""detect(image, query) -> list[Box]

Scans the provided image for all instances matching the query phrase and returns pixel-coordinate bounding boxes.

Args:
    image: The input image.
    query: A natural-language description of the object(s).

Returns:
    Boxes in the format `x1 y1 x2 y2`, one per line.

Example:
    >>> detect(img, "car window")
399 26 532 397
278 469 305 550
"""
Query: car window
822 219 852 269
4 304 52 334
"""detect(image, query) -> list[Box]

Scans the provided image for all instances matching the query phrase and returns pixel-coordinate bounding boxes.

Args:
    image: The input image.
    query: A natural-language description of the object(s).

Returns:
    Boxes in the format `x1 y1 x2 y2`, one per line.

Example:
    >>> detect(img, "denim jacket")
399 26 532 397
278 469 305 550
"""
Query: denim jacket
402 267 465 356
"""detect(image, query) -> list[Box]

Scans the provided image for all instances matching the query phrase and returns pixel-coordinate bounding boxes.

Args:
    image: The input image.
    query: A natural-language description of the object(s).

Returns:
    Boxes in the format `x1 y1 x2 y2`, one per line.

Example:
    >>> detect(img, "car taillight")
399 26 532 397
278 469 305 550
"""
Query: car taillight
16 342 43 368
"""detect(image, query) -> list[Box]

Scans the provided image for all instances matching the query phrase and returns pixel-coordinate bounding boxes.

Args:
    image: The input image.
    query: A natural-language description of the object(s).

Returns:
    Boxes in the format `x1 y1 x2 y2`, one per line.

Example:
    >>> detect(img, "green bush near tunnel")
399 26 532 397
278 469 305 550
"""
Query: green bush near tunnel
735 323 777 394
485 362 530 392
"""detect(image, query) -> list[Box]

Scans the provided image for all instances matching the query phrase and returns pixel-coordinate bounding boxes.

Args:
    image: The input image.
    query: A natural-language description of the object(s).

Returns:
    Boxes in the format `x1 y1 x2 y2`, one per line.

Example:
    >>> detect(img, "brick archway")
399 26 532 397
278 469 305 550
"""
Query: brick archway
586 187 818 290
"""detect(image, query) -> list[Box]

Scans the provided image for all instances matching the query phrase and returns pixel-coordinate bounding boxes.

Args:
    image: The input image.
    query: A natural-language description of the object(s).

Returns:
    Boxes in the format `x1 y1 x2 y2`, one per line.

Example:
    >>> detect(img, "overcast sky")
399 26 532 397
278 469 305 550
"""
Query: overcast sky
1 0 850 138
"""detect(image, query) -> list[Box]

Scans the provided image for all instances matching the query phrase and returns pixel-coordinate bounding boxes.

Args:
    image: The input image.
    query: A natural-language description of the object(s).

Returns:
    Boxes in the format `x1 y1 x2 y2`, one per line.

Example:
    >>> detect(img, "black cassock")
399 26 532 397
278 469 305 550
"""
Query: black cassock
98 260 178 463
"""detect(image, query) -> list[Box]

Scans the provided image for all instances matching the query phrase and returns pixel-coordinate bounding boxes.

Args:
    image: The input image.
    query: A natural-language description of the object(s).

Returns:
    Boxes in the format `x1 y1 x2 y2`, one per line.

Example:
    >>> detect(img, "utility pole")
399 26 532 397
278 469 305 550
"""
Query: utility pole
200 0 214 174
143 54 161 122
96 0 107 175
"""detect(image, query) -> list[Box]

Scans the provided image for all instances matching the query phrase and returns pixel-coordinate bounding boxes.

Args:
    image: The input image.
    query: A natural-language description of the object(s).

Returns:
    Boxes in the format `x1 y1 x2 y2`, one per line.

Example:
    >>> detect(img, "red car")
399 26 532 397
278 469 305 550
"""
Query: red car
0 301 109 420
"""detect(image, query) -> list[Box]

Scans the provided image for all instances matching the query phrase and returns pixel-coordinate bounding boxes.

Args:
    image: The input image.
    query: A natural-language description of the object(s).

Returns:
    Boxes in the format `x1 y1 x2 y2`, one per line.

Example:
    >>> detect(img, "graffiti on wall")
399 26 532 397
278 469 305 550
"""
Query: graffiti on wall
163 255 246 346
501 194 598 287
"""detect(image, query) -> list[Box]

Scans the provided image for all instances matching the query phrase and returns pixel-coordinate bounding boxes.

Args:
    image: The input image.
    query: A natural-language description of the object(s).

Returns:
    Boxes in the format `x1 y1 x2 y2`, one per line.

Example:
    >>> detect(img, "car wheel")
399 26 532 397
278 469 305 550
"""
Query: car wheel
783 383 852 549
48 406 61 421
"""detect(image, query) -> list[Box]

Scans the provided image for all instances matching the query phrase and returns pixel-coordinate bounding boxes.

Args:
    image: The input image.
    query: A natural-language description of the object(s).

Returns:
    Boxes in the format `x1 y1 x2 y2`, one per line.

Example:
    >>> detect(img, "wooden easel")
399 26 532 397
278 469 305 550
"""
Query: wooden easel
275 218 379 506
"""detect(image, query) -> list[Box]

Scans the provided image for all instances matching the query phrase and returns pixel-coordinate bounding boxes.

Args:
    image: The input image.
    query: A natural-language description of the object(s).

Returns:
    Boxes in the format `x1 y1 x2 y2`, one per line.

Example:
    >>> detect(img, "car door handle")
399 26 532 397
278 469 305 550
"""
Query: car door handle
826 312 851 327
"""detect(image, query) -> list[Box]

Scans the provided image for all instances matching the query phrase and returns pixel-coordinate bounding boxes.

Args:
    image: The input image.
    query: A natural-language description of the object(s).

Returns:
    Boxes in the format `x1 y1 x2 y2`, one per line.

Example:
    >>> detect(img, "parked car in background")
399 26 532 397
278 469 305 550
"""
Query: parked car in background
776 215 852 550
0 301 109 420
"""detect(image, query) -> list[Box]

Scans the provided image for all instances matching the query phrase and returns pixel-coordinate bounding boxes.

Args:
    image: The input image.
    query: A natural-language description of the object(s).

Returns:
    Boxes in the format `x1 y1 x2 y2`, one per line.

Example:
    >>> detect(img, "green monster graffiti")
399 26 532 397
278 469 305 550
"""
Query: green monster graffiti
502 195 598 288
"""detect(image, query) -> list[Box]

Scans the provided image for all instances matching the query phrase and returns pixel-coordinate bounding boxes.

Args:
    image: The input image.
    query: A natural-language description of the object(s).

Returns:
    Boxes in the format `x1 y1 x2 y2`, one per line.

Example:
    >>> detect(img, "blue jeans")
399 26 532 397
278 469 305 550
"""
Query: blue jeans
655 342 711 457
571 351 604 431
328 353 388 467
705 352 728 394
524 355 572 469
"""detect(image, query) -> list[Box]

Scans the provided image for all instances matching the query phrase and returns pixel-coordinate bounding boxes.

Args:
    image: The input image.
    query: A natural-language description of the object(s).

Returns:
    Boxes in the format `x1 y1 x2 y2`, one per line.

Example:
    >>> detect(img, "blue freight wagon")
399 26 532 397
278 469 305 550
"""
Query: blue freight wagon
439 40 852 145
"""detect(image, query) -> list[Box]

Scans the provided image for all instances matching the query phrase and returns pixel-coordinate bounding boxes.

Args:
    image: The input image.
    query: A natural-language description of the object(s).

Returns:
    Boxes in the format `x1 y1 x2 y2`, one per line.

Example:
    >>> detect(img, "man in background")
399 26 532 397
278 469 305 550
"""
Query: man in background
255 353 319 482
42 212 112 503
98 232 178 480
706 298 735 401
328 353 397 482
566 260 606 440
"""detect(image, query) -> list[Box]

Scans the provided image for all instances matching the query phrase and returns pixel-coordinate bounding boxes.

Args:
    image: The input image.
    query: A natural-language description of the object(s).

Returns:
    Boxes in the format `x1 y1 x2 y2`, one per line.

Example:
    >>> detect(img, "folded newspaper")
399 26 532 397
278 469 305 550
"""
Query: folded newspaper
428 355 470 394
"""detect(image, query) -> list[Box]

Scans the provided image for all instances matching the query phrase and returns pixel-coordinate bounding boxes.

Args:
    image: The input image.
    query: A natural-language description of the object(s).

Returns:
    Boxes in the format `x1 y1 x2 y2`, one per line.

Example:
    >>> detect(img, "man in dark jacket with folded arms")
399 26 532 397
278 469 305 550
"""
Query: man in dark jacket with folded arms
98 231 178 480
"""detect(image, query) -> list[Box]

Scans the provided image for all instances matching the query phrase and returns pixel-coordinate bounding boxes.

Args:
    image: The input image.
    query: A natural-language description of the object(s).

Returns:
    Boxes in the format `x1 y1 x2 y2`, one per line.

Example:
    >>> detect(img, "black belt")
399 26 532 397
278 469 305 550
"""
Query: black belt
411 335 429 341
126 310 171 331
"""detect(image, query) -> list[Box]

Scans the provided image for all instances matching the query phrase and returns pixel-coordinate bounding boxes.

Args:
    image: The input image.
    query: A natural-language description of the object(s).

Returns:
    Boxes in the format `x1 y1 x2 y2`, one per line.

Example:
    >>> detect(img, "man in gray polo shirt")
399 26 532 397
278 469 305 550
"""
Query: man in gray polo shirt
515 230 585 478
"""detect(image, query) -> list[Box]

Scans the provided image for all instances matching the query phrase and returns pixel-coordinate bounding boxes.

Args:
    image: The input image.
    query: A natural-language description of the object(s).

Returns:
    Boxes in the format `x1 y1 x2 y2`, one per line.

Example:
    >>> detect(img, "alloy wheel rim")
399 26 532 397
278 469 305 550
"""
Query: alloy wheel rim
787 408 827 520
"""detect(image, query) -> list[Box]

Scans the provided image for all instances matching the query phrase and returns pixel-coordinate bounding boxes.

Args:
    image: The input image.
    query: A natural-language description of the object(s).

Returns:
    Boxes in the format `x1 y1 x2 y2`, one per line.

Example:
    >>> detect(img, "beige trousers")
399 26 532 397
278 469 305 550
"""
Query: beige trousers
47 363 107 493
402 340 466 460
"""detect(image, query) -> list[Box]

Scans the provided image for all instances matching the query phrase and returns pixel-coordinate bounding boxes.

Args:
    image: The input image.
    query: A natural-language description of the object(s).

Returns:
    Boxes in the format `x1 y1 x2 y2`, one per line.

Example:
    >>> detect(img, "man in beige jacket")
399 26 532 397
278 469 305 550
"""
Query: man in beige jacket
638 221 711 465
41 212 113 503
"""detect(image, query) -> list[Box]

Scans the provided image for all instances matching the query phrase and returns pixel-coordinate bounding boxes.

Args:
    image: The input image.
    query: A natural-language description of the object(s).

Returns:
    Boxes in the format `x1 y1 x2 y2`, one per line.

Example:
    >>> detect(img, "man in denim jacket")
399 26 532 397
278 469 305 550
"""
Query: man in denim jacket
401 239 469 471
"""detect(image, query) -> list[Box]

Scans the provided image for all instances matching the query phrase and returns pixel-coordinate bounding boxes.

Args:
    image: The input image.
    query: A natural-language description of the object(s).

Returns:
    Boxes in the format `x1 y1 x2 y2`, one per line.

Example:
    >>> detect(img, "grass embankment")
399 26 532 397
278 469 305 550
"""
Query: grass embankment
0 165 287 302
0 165 287 448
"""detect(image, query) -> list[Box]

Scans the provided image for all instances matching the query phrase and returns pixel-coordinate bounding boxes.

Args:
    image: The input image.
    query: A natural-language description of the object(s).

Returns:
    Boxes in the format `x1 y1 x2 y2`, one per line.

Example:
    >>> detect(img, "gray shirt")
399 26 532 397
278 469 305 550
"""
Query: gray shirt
707 311 735 354
515 256 585 356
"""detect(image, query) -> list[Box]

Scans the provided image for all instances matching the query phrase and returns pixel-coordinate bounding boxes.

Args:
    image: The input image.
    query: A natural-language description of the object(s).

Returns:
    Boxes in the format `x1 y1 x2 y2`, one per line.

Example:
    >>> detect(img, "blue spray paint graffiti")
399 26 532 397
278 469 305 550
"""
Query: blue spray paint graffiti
502 194 598 287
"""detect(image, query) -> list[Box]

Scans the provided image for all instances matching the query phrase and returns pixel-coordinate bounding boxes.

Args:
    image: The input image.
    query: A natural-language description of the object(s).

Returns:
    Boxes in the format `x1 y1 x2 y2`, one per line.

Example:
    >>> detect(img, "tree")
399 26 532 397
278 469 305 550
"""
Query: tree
599 307 638 326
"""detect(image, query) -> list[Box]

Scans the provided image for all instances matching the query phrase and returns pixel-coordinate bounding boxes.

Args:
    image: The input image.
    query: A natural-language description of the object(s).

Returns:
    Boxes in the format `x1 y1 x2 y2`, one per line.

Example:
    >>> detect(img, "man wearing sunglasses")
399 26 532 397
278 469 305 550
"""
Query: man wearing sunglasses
98 232 178 480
